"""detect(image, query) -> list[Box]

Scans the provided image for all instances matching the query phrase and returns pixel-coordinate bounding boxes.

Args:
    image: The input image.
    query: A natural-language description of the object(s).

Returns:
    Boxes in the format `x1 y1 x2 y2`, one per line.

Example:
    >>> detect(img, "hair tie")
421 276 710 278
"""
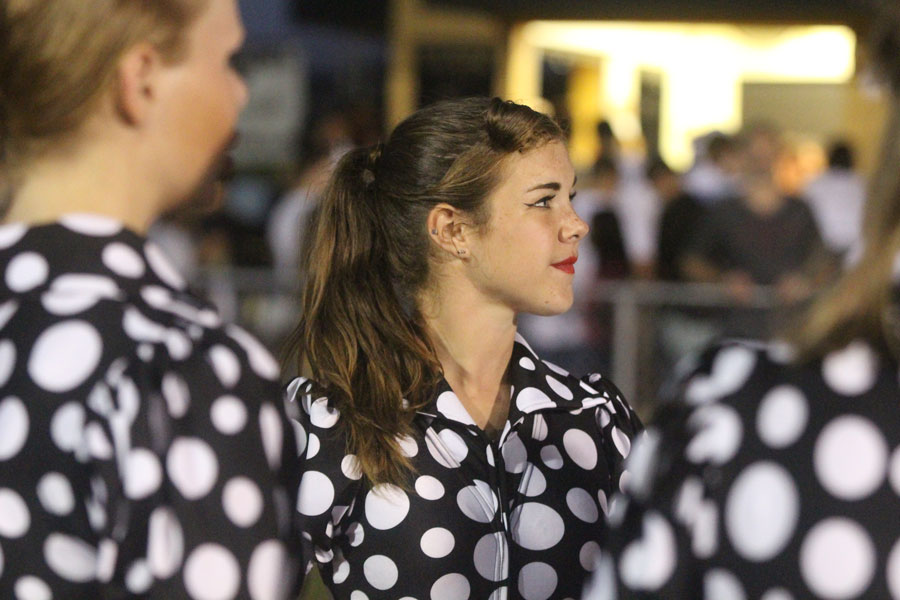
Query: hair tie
362 142 385 188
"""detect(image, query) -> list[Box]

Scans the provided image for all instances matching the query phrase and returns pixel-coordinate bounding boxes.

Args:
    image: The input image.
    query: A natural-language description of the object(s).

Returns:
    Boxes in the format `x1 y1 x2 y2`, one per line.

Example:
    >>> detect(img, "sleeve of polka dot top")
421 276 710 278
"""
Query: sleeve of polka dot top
90 348 302 599
286 377 364 584
583 393 711 598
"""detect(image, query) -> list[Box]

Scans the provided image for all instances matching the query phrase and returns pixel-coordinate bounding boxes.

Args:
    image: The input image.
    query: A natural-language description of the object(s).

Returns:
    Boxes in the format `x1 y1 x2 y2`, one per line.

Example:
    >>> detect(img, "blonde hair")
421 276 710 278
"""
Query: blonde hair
0 0 207 172
791 95 900 358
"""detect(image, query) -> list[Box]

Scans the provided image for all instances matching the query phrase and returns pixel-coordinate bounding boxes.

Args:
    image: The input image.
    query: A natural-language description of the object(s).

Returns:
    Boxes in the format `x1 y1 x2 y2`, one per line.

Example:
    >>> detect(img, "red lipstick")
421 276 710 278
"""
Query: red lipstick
552 256 577 274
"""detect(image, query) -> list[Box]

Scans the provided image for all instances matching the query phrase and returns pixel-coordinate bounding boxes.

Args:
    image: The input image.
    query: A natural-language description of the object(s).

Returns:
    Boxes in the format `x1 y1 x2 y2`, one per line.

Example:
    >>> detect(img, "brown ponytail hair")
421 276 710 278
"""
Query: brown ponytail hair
791 2 900 359
286 97 565 486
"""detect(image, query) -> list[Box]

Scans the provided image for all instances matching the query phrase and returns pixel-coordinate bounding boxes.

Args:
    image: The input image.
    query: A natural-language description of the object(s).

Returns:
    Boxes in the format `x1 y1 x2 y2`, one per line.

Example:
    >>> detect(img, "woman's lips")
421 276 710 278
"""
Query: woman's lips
551 256 577 274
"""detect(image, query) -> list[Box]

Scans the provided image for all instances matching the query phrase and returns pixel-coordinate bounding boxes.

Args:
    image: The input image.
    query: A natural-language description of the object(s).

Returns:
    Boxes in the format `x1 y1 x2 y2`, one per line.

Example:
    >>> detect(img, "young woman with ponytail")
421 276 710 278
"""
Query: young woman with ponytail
587 5 900 598
285 96 641 599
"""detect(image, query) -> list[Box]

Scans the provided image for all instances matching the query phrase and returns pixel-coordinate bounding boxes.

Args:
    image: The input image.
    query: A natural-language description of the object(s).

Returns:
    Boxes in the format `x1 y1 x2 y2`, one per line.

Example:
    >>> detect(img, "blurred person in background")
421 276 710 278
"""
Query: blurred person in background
683 132 742 205
285 97 640 599
584 5 900 598
803 140 867 260
651 157 706 282
681 164 830 305
0 0 301 597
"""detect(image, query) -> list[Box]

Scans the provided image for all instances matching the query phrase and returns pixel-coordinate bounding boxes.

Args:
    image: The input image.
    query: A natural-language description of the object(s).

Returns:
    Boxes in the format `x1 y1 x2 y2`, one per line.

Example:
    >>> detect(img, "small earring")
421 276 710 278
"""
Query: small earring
431 229 437 235
457 249 466 255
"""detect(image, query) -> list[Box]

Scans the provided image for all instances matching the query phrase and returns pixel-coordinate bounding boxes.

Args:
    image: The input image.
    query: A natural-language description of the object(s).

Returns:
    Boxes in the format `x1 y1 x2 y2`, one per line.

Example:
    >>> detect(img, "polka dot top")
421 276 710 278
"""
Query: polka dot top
288 334 641 600
585 339 900 600
0 216 301 599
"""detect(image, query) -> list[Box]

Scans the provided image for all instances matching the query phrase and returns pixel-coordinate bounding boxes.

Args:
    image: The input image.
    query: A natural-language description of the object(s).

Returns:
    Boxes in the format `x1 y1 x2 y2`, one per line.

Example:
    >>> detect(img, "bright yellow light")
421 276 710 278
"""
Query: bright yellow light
509 21 856 169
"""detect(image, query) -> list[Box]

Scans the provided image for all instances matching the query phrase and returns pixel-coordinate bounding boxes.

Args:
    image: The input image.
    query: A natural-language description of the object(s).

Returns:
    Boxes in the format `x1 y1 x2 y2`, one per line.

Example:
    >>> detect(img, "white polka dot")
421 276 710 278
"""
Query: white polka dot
166 437 218 500
0 341 15 389
540 445 563 470
685 404 743 465
210 396 247 435
85 421 113 460
396 434 418 458
519 356 536 370
890 446 900 496
502 432 527 474
248 540 290 600
822 341 879 396
333 555 351 584
415 475 445 500
801 518 875 599
37 472 75 516
425 427 468 467
516 387 553 412
518 561 557 600
162 372 190 419
597 489 609 516
473 533 505 581
102 242 146 278
886 538 900 600
148 507 184 579
436 391 476 425
563 429 598 470
566 488 599 523
545 375 573 400
531 414 548 441
291 420 307 457
122 306 167 343
223 477 263 528
814 415 887 501
126 560 152 593
297 471 334 516
761 588 794 600
50 402 85 453
14 576 51 600
580 541 601 571
145 242 186 289
725 462 798 561
757 385 808 448
208 345 241 388
421 527 455 558
183 544 241 600
704 569 746 600
522 465 547 497
542 359 570 377
619 511 677 590
366 484 410 530
60 214 122 236
0 223 26 249
6 252 48 292
511 503 565 550
96 538 117 582
430 573 470 600
684 345 757 405
309 397 340 429
259 403 283 470
351 592 368 600
339 454 363 480
0 397 28 461
44 533 97 582
346 522 365 547
28 320 102 392
611 426 631 458
457 480 498 524
227 325 280 381
363 554 399 590
307 434 320 459
0 488 29 537
0 300 18 331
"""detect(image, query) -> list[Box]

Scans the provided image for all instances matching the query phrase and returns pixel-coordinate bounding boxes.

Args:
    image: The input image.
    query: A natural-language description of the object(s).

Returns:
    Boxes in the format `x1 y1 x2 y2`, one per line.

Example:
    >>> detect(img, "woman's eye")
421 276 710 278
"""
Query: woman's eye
530 196 553 208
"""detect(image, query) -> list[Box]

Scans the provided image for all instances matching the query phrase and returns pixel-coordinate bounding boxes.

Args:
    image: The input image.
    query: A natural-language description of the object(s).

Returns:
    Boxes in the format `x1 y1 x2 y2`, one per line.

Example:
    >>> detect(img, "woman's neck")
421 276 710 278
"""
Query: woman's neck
420 284 517 433
5 143 162 233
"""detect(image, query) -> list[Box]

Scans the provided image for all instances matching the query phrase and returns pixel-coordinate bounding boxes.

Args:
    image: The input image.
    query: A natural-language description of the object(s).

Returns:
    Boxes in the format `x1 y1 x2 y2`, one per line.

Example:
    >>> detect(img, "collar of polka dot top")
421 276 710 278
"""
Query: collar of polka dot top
0 215 194 305
416 333 617 446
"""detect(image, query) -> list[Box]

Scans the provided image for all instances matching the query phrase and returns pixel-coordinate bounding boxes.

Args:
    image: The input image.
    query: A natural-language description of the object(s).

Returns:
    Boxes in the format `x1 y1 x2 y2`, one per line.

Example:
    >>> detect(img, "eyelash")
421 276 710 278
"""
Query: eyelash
528 191 576 208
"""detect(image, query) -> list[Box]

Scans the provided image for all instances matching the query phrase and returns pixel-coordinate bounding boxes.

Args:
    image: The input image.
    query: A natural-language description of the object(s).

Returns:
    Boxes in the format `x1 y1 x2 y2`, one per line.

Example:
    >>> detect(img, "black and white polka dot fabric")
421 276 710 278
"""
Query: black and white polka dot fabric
585 338 900 600
0 215 301 599
288 334 640 600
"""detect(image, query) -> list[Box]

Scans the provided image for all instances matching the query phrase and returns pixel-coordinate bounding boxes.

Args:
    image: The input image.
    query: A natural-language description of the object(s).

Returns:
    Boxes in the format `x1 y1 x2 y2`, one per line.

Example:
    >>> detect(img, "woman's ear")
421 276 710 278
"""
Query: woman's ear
114 42 163 126
427 203 472 259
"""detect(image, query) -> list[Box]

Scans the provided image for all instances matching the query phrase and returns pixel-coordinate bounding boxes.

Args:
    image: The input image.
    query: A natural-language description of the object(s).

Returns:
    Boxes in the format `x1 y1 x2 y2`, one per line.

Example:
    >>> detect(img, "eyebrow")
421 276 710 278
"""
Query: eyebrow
526 175 578 193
